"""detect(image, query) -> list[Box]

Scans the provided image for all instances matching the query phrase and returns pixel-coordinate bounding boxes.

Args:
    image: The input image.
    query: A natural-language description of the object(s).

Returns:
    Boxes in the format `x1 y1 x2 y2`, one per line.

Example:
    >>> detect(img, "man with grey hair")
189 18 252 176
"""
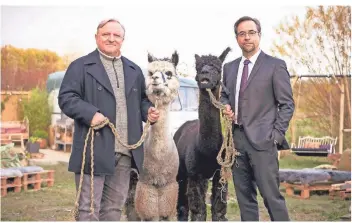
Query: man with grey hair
58 18 160 221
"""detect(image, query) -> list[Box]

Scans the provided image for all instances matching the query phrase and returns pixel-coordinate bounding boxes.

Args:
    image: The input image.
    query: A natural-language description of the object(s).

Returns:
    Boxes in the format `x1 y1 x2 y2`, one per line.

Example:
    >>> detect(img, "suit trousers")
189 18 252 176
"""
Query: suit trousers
75 153 131 221
232 125 290 221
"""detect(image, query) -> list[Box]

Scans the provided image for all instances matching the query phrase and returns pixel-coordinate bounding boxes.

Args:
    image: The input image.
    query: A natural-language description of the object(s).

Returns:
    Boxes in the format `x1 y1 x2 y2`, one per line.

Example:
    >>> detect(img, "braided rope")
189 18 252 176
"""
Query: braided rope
73 100 158 220
206 89 240 187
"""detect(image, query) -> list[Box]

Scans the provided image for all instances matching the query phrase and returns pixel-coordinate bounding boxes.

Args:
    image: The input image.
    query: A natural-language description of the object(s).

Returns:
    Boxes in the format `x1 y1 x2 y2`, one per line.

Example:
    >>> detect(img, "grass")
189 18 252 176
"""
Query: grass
279 152 329 169
1 154 351 221
1 163 76 221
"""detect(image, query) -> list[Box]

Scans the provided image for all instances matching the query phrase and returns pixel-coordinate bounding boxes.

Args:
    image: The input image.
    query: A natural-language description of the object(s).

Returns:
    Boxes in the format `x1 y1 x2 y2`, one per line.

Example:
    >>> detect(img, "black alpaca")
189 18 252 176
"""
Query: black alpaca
174 47 231 221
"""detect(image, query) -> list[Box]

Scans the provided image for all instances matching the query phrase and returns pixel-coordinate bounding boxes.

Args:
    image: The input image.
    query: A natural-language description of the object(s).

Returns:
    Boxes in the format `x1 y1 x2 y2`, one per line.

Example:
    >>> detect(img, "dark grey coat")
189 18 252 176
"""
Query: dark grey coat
58 49 152 175
220 51 294 150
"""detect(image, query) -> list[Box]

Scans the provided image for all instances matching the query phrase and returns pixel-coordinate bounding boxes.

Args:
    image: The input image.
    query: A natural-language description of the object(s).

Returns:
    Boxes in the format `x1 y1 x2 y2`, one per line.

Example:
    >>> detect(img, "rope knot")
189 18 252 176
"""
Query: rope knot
205 88 241 185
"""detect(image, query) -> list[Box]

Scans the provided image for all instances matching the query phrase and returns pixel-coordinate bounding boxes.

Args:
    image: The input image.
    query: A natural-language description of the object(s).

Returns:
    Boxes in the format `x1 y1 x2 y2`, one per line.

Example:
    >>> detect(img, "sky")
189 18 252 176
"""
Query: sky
1 0 350 76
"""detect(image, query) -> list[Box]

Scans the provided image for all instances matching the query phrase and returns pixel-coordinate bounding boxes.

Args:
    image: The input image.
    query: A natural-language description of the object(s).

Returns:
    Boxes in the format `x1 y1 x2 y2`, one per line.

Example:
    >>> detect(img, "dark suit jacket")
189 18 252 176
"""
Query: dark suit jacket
58 49 153 175
220 51 294 150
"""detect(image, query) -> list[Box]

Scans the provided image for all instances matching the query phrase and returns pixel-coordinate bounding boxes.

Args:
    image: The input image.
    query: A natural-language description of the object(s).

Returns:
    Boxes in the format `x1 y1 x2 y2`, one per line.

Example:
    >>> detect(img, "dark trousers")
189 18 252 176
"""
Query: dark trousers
232 125 289 221
75 153 131 221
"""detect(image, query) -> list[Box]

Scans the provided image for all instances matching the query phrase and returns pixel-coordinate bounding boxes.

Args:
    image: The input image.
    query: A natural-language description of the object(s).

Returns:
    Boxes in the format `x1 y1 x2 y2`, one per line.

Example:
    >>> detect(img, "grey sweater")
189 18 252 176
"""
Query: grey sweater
99 50 131 157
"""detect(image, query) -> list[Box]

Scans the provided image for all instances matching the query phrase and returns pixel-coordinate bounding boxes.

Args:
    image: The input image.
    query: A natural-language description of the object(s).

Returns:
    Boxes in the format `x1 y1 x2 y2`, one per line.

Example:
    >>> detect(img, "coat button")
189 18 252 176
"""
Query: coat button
96 132 100 136
98 86 103 91
133 88 137 92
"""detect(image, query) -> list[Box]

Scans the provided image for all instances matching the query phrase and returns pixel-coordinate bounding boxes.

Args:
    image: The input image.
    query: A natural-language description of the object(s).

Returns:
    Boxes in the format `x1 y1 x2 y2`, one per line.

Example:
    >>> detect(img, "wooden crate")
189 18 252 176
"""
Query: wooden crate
22 170 55 191
329 181 351 200
281 182 333 199
329 188 351 200
1 176 22 197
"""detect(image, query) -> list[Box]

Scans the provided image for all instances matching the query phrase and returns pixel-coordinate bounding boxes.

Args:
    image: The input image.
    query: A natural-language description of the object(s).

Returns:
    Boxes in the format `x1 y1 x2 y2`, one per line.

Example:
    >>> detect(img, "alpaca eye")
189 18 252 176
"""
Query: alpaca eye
166 71 172 79
148 71 153 76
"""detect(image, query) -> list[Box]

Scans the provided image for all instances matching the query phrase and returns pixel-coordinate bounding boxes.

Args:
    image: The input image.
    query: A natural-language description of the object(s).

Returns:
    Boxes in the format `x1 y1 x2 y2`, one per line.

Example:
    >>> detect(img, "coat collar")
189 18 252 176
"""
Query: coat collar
83 49 139 97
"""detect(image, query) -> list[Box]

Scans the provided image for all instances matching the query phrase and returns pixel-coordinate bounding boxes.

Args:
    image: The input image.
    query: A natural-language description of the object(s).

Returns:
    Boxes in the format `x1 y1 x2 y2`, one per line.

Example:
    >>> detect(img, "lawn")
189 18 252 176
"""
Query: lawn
1 154 351 221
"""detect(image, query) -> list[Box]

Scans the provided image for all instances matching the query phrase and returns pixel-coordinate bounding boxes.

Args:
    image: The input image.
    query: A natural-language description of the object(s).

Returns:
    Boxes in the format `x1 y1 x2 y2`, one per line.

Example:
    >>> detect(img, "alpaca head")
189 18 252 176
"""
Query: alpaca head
146 51 180 105
194 47 231 90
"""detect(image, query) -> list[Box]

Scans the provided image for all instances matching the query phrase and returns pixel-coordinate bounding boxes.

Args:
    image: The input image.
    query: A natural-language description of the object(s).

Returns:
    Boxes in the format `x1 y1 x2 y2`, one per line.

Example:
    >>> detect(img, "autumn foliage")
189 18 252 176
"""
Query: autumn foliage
271 6 351 150
1 45 73 91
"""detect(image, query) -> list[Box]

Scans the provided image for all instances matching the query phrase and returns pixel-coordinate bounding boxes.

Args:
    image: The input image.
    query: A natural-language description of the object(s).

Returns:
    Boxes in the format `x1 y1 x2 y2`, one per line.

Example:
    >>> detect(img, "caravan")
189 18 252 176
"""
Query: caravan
46 71 199 136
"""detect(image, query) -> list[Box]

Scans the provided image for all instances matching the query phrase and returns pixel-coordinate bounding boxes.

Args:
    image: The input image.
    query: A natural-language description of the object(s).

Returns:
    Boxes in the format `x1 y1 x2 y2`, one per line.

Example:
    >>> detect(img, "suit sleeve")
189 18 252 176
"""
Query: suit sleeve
58 61 99 126
139 69 153 123
273 60 295 136
220 63 231 105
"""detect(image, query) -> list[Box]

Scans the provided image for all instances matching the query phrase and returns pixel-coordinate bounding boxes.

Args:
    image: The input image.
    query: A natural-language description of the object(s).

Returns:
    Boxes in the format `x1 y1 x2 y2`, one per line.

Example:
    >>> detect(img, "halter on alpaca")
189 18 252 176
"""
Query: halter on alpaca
131 51 181 221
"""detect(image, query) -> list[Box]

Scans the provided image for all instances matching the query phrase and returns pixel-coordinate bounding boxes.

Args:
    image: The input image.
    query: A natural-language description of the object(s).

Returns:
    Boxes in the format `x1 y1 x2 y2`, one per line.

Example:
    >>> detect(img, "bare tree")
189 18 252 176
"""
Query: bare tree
271 6 351 150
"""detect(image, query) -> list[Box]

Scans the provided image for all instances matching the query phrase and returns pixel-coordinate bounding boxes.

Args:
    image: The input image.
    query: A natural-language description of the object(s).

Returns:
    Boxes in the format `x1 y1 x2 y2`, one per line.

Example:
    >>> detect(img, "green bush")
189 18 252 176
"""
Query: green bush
21 88 52 136
33 129 48 139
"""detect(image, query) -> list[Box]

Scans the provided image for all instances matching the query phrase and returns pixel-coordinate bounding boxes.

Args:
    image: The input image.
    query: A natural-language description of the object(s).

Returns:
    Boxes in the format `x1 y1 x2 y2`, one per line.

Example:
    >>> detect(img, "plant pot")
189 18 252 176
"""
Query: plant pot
38 138 48 149
26 142 40 153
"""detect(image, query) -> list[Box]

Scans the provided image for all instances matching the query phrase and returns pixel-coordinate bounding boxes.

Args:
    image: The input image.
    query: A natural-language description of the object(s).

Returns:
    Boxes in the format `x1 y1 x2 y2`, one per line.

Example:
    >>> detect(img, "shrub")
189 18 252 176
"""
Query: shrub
33 129 48 139
21 88 52 136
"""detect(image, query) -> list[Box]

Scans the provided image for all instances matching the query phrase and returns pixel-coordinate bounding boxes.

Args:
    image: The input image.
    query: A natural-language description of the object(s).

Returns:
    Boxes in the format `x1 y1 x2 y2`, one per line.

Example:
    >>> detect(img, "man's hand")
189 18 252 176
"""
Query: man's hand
148 107 160 123
223 104 235 120
91 112 106 126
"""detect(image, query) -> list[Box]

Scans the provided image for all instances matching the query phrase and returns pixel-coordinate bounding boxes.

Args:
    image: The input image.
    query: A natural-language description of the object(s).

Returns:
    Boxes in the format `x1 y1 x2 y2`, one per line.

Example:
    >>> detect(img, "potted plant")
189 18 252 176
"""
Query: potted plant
33 129 49 149
26 136 40 153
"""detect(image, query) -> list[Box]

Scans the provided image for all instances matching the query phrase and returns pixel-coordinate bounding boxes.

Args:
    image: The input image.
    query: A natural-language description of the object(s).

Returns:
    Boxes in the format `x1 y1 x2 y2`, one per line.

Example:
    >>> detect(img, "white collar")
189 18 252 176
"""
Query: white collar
240 49 261 65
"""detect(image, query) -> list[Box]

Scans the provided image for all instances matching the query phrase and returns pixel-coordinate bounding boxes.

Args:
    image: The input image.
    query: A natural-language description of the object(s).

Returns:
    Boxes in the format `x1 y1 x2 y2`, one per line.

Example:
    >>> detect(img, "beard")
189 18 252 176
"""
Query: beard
241 43 256 53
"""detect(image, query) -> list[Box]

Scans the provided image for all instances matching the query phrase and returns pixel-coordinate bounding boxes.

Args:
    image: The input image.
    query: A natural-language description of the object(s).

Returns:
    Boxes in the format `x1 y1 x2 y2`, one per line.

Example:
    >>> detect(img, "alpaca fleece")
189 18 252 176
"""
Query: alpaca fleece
174 47 231 221
128 51 180 221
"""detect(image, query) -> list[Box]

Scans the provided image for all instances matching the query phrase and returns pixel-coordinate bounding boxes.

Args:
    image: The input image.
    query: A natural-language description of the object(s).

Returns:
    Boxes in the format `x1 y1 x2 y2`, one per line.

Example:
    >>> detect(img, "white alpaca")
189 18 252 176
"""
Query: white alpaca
134 51 180 221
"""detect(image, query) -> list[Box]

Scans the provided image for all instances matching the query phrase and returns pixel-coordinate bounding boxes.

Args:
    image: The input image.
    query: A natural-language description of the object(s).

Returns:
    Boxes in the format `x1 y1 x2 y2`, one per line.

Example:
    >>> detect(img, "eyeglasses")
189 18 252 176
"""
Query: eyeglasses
100 33 124 41
237 30 259 38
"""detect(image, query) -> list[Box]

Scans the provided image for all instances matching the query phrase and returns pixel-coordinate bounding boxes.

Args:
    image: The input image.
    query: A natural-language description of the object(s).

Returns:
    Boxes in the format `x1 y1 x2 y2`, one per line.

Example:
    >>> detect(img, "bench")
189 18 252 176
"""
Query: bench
0 118 29 149
291 136 337 156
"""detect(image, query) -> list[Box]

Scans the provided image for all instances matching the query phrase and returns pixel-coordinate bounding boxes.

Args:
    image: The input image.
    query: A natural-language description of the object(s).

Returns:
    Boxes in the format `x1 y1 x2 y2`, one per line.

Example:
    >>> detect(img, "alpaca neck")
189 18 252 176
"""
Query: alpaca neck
150 103 169 141
148 103 172 159
198 86 222 151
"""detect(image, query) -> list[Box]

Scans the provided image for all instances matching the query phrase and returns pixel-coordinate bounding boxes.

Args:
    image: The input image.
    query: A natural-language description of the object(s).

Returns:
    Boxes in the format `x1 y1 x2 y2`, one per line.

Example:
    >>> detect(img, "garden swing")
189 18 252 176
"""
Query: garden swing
290 76 338 157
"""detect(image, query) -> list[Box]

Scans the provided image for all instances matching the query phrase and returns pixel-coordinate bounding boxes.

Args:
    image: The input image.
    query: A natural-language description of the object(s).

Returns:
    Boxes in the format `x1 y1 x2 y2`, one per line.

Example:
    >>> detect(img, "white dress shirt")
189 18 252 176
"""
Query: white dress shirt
234 49 262 123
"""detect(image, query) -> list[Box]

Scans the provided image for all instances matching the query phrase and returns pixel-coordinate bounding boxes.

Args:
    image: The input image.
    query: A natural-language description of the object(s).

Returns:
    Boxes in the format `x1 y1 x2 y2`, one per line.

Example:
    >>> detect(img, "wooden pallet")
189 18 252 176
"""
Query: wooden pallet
329 181 351 200
22 170 55 191
281 182 333 199
1 175 22 197
329 188 351 200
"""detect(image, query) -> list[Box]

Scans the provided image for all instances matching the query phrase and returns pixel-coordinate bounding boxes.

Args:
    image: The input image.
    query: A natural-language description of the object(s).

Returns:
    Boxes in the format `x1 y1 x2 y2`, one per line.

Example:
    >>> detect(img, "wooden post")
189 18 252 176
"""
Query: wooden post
22 174 29 191
339 83 345 154
47 170 55 187
290 76 300 146
14 177 21 193
329 92 333 135
35 173 41 190
301 185 310 199
1 177 7 197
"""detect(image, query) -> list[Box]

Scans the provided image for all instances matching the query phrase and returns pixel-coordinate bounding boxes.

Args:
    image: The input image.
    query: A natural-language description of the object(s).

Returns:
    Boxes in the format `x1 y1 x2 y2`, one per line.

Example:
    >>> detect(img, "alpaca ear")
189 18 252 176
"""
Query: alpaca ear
171 51 179 67
219 47 231 63
148 52 155 63
195 54 201 62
